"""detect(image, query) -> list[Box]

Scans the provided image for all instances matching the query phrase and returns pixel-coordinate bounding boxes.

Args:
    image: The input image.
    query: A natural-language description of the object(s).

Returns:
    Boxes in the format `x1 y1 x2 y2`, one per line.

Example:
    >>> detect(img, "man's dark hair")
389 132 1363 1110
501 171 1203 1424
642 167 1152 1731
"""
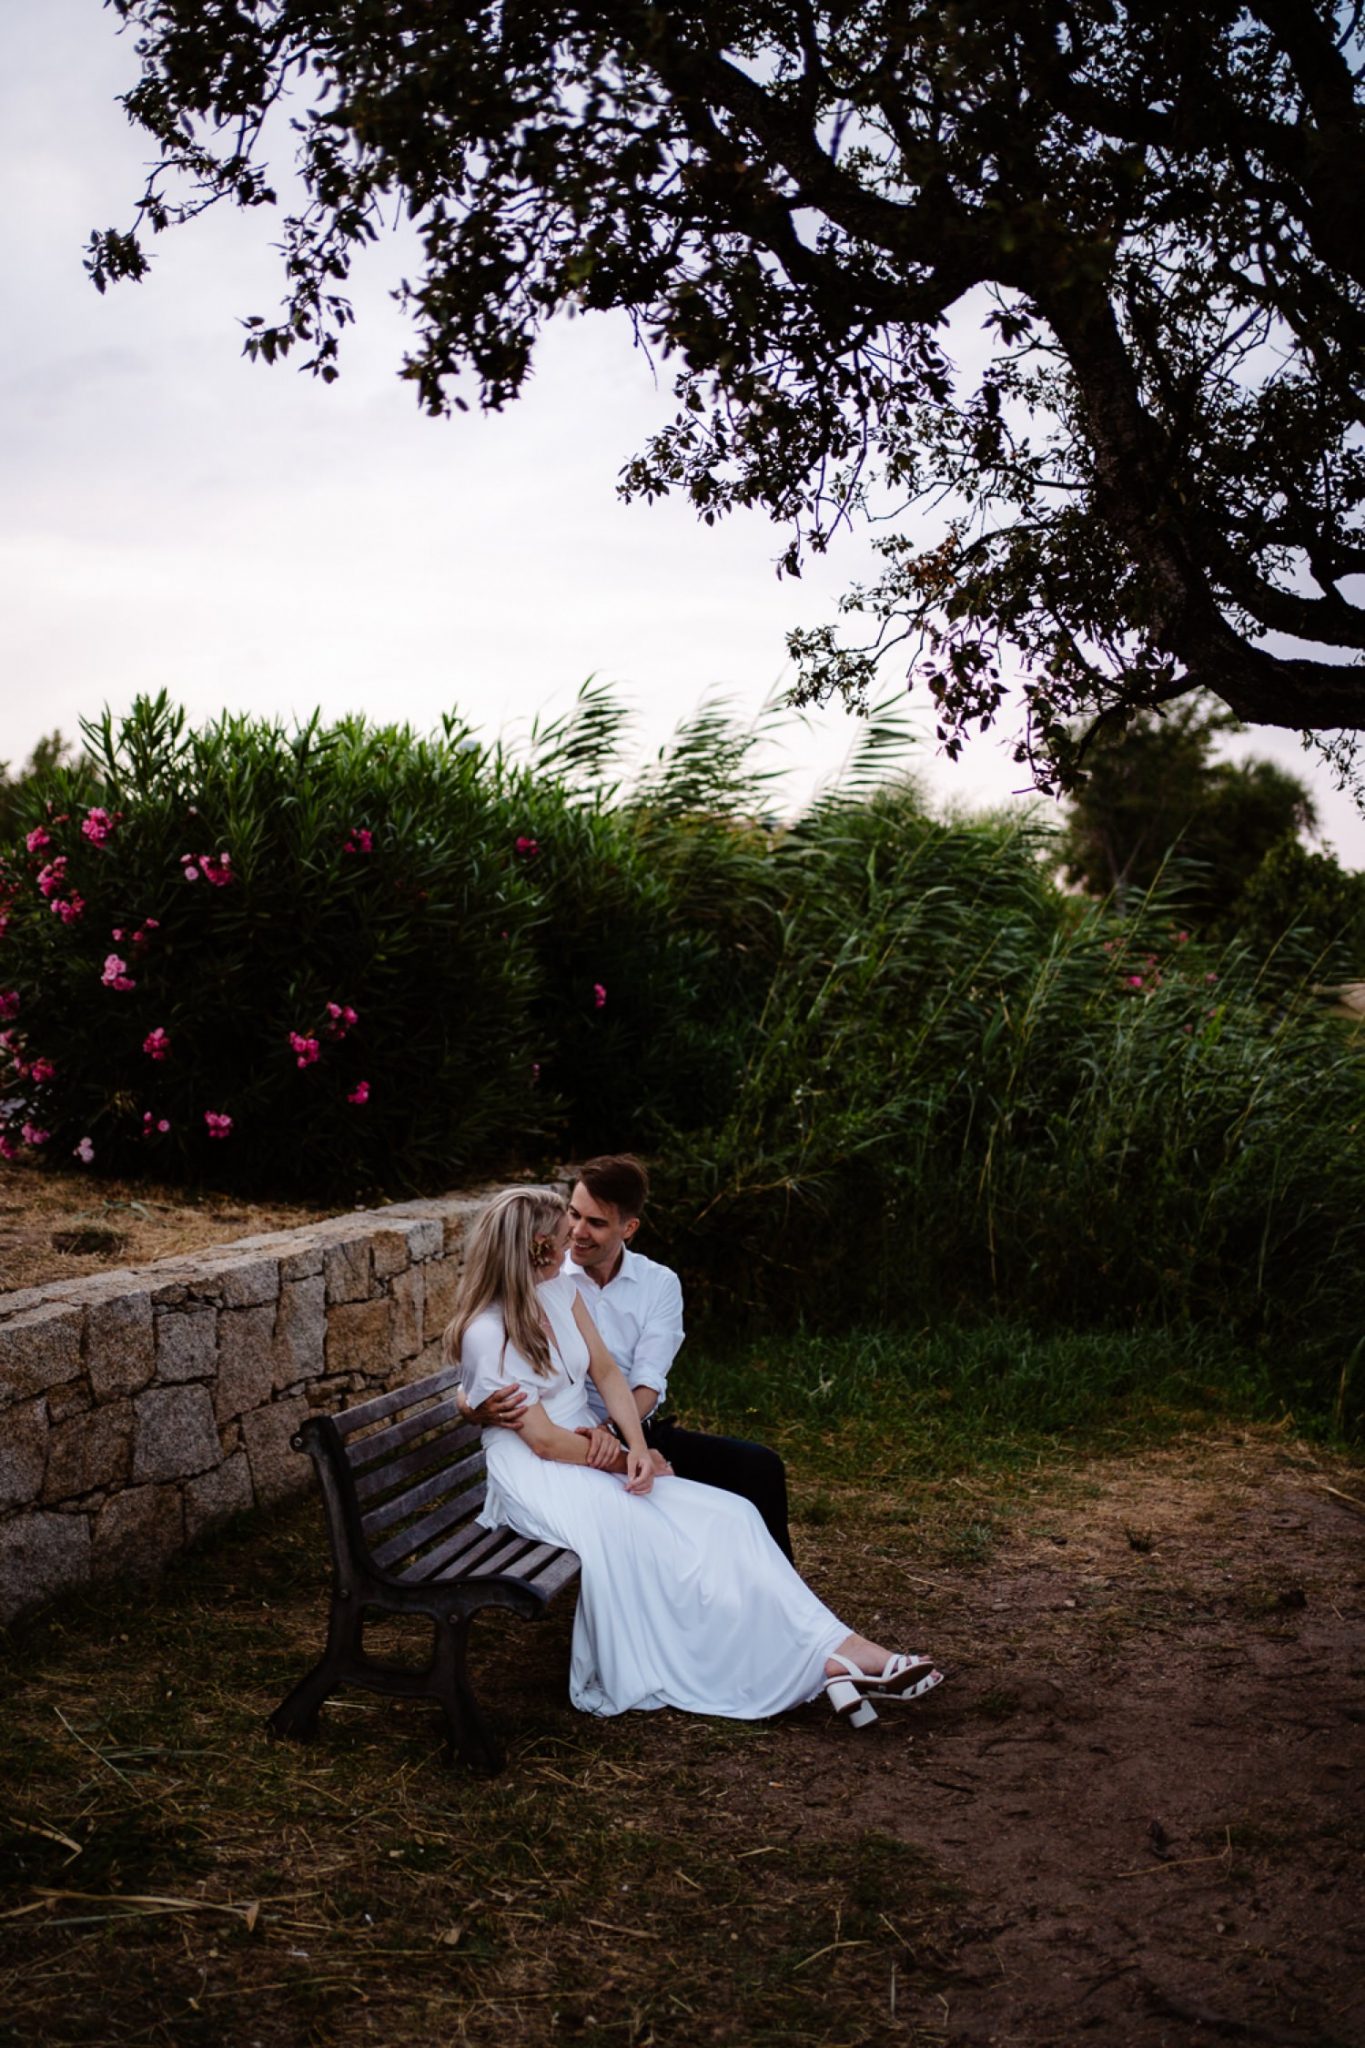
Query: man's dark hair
576 1153 649 1220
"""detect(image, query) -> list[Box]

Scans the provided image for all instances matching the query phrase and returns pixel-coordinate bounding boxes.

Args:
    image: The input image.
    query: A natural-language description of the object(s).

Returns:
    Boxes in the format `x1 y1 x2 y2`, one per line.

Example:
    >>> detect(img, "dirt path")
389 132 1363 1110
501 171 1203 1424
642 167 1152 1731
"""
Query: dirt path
724 1434 1365 2046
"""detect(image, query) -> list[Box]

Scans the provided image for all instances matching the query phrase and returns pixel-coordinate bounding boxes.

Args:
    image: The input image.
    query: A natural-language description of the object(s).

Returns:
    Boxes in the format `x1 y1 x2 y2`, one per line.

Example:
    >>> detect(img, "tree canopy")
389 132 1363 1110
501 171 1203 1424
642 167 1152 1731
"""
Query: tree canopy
1056 695 1316 918
91 2 1365 788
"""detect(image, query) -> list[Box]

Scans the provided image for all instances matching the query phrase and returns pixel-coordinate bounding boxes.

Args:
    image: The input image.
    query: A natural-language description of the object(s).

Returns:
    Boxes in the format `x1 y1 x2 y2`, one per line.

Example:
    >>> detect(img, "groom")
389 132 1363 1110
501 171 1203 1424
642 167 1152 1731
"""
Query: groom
468 1152 793 1559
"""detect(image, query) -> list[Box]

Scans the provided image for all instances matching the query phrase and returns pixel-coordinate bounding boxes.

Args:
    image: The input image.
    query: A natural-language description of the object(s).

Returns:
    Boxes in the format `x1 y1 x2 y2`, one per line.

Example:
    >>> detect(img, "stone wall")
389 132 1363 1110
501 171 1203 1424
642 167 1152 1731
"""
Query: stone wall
0 1195 486 1626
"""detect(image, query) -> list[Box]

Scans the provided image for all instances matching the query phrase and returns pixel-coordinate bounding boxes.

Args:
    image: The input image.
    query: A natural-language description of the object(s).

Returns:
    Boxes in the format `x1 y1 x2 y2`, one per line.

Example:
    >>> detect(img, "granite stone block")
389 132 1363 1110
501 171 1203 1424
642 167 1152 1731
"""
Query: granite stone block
156 1307 218 1382
93 1483 185 1579
43 1400 135 1501
215 1304 278 1420
0 1508 91 1624
325 1296 394 1378
0 1398 49 1513
185 1451 255 1541
390 1265 425 1360
133 1384 221 1482
86 1291 155 1399
324 1237 372 1304
241 1398 310 1506
273 1275 327 1389
0 1305 84 1405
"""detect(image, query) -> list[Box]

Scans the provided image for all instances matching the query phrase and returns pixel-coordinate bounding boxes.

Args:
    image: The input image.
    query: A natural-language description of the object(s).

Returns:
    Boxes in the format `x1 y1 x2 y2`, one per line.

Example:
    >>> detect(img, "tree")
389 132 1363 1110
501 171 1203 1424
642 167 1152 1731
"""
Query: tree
90 2 1365 788
1057 696 1317 921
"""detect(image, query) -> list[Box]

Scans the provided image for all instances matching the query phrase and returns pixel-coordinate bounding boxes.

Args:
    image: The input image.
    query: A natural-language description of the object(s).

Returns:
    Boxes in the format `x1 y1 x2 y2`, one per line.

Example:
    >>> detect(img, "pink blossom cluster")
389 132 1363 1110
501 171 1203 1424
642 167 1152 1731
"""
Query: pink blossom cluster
80 807 122 845
73 1136 95 1163
142 1112 171 1136
344 827 374 855
36 856 68 899
204 1111 233 1139
181 850 234 886
347 1080 370 1105
112 918 160 948
26 826 50 853
143 1027 171 1062
29 1056 55 1086
101 953 137 992
20 1122 49 1148
515 836 540 859
592 982 607 1010
0 991 20 1021
289 1032 321 1068
325 1002 358 1039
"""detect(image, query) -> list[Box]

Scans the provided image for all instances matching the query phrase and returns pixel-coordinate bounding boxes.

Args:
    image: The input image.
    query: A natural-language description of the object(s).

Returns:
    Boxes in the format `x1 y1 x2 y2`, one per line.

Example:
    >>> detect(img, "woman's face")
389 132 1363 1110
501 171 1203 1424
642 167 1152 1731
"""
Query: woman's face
532 1210 572 1280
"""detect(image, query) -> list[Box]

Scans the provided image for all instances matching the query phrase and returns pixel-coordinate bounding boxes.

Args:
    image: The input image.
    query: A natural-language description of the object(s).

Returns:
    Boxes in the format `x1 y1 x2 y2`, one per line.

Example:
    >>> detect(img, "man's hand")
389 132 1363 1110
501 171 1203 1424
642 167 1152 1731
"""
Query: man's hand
575 1425 625 1470
647 1449 674 1477
467 1385 529 1431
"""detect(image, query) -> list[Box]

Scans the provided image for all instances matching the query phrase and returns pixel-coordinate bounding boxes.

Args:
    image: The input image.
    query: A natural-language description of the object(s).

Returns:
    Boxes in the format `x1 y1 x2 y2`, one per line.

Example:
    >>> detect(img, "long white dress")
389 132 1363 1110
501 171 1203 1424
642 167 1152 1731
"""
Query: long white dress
460 1274 848 1720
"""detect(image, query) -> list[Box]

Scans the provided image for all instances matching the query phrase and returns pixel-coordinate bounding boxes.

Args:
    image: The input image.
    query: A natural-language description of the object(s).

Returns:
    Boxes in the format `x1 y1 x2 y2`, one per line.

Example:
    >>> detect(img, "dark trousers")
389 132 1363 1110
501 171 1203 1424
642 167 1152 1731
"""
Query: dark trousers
645 1414 792 1561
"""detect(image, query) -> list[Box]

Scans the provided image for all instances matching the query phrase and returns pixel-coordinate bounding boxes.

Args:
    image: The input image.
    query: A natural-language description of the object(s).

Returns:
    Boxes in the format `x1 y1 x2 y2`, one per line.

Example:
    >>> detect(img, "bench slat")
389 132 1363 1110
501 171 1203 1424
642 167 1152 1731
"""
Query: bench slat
369 1482 487 1572
400 1512 510 1583
360 1446 487 1539
354 1426 480 1507
347 1397 472 1475
526 1549 582 1601
333 1365 460 1437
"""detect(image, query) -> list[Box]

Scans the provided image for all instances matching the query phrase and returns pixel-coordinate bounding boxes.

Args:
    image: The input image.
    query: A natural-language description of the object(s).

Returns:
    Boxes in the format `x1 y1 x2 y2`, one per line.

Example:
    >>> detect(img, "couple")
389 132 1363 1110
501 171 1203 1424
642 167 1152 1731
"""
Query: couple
446 1155 943 1730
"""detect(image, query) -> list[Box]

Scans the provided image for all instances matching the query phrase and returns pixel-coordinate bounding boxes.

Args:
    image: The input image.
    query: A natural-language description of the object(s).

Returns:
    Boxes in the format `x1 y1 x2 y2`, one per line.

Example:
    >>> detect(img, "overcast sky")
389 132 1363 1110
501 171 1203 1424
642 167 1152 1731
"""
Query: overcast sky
3 0 1362 864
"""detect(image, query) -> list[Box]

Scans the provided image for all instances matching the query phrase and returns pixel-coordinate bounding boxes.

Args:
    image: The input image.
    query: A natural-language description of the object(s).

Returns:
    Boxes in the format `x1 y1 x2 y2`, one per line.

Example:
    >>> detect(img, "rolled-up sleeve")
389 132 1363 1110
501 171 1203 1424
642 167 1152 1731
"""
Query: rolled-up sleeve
626 1268 685 1404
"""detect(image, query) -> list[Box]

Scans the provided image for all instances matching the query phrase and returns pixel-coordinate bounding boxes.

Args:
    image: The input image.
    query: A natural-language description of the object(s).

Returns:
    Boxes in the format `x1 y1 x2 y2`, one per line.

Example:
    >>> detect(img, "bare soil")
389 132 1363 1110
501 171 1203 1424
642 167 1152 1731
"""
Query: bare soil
0 1158 342 1293
2 1430 1361 2047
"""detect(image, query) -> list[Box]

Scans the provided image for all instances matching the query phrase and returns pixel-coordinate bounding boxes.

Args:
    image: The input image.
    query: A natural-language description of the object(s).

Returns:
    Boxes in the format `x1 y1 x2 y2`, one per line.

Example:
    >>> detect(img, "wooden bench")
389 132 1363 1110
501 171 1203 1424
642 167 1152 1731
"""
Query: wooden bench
267 1364 580 1773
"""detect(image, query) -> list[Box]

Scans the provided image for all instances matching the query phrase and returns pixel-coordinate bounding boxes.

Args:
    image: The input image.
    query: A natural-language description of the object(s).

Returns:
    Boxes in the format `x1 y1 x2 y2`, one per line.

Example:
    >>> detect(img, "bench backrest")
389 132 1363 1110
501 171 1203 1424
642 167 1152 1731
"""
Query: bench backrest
298 1366 579 1600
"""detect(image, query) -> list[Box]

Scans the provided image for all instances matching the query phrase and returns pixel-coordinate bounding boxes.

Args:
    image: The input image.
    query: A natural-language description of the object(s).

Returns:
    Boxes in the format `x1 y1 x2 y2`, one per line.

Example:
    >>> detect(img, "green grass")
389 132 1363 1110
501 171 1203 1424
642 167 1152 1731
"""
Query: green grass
679 1318 1301 1484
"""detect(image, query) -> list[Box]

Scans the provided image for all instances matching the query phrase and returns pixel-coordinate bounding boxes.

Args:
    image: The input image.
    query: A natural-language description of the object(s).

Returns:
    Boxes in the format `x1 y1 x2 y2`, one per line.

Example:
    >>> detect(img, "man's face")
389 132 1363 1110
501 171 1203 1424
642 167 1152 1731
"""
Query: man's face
568 1181 638 1274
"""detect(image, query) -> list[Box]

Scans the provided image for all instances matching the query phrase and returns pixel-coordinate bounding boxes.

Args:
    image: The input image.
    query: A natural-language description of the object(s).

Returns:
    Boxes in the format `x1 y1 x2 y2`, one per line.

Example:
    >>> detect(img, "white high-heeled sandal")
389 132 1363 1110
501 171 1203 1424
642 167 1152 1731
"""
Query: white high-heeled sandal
851 1652 944 1702
824 1653 879 1729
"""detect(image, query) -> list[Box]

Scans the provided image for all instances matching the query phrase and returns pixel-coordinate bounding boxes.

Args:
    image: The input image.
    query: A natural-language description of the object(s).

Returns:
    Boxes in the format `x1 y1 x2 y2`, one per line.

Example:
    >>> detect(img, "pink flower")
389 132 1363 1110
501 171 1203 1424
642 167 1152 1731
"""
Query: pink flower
36 857 68 898
289 1031 321 1069
143 1027 171 1062
53 895 86 925
204 1111 233 1139
1126 974 1144 988
325 1002 359 1038
142 1112 171 1135
101 953 136 992
1204 972 1218 985
25 826 50 853
182 863 200 883
592 983 607 1009
80 807 118 845
20 1122 49 1147
0 1133 17 1161
142 917 160 931
346 1080 370 1105
344 827 374 855
515 836 540 859
201 851 233 887
1175 931 1190 944
0 992 20 1021
30 1057 55 1085
73 1135 95 1163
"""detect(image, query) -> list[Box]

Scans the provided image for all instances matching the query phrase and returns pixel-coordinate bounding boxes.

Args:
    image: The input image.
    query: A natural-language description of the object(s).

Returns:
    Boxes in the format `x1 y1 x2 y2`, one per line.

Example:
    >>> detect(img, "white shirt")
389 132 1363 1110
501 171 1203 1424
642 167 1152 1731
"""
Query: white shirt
565 1246 685 1425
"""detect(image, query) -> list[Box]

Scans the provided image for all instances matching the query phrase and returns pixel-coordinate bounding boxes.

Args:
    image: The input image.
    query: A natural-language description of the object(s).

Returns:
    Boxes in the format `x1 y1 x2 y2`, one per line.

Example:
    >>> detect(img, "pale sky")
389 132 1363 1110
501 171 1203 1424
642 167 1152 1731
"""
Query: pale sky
3 0 1362 863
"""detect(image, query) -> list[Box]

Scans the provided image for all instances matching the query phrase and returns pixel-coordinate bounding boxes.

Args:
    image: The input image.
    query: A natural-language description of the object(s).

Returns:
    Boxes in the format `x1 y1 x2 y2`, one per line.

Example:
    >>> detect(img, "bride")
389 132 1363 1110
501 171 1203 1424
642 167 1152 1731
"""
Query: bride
445 1186 944 1728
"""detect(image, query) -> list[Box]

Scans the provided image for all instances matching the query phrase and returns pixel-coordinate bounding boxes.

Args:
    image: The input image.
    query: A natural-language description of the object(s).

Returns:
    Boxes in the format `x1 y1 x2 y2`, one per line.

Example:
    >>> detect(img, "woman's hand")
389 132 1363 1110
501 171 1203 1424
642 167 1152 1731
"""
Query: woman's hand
647 1449 674 1477
624 1448 654 1495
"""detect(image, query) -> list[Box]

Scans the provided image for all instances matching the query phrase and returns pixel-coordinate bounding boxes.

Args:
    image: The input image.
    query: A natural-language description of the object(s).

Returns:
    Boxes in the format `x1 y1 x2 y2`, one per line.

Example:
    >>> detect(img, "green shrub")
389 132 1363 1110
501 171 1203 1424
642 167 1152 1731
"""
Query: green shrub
0 695 542 1192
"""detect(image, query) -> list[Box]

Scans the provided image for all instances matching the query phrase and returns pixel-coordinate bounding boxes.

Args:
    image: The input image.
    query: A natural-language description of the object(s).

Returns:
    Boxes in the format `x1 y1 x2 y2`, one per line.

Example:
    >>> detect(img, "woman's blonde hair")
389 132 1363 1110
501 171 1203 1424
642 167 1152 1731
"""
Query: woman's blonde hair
443 1185 567 1381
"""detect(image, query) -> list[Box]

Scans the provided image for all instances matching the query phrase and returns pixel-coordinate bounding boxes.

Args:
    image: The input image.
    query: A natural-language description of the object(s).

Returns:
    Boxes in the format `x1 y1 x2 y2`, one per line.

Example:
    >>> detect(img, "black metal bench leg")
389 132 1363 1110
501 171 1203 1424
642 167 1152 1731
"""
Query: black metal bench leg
434 1613 505 1775
267 1659 338 1741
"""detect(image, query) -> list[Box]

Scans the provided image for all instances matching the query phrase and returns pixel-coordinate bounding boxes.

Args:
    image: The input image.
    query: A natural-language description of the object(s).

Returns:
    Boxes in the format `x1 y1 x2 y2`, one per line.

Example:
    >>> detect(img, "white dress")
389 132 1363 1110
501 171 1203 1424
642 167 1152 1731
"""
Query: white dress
460 1274 848 1720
